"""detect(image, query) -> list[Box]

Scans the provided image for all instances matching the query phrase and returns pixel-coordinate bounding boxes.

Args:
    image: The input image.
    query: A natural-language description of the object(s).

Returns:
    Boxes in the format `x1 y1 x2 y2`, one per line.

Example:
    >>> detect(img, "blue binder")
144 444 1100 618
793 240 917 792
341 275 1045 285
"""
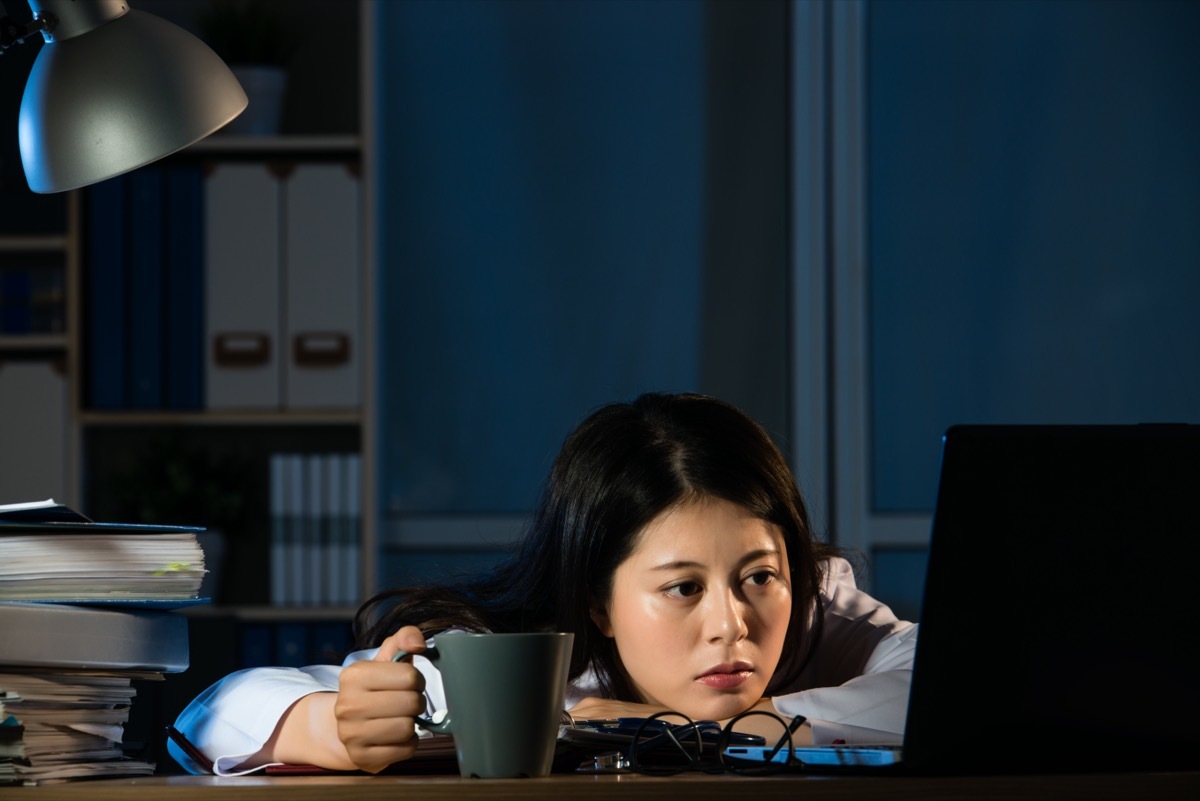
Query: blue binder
127 168 164 409
84 176 128 409
164 166 205 409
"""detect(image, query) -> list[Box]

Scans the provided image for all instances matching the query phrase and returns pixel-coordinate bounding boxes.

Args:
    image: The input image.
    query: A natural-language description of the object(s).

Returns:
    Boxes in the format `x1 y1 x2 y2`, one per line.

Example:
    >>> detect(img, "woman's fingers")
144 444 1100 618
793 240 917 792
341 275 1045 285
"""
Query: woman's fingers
343 737 421 774
335 666 427 720
340 658 427 695
336 635 430 773
373 625 428 663
336 700 423 773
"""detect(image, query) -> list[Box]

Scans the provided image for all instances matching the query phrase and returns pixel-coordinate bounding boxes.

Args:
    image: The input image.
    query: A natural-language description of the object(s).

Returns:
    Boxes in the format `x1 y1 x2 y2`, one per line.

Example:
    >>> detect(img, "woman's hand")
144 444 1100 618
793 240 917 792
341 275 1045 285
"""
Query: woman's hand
333 625 430 773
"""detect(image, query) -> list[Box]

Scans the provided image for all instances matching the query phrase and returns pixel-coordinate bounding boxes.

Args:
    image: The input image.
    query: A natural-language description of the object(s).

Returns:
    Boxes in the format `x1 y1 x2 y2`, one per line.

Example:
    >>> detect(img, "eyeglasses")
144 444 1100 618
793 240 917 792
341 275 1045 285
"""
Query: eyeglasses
172 709 810 777
564 709 808 776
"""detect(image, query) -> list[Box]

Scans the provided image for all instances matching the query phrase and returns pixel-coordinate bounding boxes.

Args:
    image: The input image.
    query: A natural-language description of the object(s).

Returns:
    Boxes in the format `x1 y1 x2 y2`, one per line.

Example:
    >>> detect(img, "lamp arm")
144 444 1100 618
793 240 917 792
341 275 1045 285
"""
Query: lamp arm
0 3 55 53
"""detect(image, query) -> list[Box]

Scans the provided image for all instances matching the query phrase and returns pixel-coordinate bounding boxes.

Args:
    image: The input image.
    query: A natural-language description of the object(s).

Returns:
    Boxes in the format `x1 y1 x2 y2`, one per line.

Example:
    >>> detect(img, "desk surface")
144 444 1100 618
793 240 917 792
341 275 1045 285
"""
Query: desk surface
14 771 1200 801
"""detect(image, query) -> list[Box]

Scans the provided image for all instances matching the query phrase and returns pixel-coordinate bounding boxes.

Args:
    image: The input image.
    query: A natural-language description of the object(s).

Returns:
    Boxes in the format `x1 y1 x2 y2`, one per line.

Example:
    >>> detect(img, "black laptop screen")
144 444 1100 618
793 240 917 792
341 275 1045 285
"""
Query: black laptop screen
903 424 1200 773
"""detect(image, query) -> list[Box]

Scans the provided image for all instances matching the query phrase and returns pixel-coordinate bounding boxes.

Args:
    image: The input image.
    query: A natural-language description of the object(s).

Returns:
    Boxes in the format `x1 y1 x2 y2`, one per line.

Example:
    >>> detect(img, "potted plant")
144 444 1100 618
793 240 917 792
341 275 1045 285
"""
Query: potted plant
198 0 296 136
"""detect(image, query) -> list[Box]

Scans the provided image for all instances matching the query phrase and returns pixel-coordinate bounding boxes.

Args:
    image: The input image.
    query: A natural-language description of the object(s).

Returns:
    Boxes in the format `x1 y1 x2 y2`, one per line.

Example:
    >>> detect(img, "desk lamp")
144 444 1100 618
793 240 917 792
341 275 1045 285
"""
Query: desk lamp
0 0 247 193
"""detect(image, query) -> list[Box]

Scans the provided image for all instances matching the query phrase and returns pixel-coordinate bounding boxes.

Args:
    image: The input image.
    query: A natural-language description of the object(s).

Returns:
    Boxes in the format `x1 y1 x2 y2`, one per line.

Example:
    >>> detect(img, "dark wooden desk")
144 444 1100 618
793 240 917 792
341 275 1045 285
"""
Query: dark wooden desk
13 771 1200 801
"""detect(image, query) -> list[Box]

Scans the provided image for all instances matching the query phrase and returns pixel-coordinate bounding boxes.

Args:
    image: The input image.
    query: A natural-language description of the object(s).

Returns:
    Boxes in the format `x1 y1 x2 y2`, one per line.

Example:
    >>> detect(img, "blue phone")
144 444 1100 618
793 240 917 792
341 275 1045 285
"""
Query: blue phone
723 743 904 767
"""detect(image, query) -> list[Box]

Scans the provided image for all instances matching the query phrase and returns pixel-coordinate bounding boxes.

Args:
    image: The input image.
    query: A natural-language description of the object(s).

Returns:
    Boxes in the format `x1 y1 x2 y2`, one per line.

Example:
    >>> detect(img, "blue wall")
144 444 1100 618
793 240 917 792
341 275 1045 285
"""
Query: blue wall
375 0 705 517
868 0 1200 511
374 0 791 537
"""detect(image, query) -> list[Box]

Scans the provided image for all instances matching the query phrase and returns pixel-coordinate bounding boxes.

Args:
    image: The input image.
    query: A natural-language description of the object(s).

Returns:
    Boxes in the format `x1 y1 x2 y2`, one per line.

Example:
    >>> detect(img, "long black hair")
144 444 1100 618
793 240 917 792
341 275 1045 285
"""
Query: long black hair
355 392 834 700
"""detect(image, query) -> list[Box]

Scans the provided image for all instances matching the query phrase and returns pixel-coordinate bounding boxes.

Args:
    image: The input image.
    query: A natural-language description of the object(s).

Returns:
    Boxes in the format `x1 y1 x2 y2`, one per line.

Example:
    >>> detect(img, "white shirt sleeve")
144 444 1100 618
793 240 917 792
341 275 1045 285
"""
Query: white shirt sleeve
770 556 919 744
169 644 446 776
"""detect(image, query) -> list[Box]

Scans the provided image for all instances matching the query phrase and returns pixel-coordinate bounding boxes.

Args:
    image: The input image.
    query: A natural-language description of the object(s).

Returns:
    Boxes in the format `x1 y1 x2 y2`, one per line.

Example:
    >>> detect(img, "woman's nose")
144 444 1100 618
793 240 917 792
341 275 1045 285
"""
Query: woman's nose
704 586 750 644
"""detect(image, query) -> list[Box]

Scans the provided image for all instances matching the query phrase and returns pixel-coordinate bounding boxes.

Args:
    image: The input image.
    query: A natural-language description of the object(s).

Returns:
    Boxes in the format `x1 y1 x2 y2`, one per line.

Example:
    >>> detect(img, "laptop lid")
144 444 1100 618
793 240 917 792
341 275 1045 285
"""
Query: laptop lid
902 424 1200 774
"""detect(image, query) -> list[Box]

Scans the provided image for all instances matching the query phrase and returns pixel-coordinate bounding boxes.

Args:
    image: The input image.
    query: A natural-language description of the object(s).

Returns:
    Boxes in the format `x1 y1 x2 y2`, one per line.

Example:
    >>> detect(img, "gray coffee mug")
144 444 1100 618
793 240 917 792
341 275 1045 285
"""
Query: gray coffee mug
392 631 574 778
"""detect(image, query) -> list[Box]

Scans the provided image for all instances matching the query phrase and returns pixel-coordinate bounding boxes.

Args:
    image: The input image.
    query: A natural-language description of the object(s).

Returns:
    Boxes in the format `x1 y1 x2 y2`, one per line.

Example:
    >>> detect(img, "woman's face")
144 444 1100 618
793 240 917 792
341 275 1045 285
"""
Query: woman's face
591 496 793 721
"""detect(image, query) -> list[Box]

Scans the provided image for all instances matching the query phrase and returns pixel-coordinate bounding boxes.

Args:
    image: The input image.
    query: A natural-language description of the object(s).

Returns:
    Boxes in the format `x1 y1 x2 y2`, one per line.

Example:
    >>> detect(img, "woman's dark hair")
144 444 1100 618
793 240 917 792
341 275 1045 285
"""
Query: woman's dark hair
355 392 834 700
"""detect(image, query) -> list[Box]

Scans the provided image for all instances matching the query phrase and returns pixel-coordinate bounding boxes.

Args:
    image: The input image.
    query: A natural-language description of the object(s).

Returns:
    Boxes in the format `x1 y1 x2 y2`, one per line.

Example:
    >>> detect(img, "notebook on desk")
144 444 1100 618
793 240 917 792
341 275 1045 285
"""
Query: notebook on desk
728 424 1200 774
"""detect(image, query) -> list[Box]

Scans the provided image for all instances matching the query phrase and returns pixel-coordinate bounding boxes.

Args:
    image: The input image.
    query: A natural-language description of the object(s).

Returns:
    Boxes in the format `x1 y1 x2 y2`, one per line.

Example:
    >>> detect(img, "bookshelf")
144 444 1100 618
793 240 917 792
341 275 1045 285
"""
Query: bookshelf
80 14 379 759
0 21 378 766
0 2 380 624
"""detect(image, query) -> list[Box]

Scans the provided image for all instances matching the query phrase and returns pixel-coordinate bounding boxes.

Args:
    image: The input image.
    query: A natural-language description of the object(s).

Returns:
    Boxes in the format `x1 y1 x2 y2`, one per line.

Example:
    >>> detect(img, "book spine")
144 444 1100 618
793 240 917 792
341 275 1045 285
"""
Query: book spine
285 453 305 606
306 454 324 606
273 622 310 668
345 452 361 604
30 264 66 334
269 453 287 607
204 163 283 410
283 164 362 410
311 620 352 664
239 622 273 668
164 166 205 410
0 602 189 672
0 267 31 334
325 453 344 606
126 167 165 409
85 177 128 409
0 363 69 502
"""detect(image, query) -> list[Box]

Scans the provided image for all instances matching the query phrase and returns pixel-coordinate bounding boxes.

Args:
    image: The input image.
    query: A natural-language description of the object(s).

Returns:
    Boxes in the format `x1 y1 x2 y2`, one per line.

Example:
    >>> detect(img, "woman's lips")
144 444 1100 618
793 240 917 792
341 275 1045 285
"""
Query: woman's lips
695 662 753 689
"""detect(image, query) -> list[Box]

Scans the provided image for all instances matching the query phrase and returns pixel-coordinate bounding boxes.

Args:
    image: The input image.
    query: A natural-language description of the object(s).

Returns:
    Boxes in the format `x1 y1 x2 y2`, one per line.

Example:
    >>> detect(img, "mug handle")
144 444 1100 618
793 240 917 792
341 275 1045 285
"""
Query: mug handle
390 647 452 735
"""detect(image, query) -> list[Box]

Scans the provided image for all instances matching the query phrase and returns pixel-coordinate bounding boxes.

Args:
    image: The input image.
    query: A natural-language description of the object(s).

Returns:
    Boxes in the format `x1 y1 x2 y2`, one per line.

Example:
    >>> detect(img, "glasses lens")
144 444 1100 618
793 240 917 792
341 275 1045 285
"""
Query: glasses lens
627 714 708 775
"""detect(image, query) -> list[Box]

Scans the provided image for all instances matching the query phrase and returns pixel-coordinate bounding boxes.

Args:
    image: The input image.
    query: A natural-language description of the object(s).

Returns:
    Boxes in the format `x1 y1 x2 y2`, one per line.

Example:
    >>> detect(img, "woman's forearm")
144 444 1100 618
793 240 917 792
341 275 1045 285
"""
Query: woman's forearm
257 691 357 771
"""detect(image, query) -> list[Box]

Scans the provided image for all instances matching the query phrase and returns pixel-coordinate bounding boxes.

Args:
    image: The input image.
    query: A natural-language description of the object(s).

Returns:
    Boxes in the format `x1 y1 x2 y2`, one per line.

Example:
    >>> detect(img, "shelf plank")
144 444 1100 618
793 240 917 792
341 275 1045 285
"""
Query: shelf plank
0 235 69 252
182 604 359 622
184 134 361 157
78 409 362 426
0 334 69 351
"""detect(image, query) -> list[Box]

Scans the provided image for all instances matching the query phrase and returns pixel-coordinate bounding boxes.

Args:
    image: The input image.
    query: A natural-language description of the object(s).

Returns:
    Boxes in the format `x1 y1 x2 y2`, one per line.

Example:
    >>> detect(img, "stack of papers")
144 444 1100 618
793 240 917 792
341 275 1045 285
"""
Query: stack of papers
0 499 203 783
0 671 160 786
0 499 205 601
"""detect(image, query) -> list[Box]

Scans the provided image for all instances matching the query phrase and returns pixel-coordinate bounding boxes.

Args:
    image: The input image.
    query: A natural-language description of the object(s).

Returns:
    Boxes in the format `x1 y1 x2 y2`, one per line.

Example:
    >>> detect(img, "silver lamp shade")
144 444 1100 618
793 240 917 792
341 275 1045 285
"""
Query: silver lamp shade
18 0 248 193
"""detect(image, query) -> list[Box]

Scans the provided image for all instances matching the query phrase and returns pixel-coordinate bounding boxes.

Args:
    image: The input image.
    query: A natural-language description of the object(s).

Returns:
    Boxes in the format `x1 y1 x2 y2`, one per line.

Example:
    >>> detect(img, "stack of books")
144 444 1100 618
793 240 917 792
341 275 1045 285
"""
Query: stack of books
0 499 204 786
269 452 361 606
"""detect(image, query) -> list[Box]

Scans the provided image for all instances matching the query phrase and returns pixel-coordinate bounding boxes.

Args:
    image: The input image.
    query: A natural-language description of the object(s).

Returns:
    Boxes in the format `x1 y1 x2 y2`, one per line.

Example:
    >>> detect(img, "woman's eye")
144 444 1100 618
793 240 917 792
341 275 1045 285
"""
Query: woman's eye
666 581 702 598
745 570 775 587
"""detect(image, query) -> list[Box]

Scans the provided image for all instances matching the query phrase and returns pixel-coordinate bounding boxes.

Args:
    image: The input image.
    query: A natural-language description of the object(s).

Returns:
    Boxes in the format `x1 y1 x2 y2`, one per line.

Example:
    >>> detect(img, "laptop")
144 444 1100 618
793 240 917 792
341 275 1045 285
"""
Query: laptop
728 424 1200 774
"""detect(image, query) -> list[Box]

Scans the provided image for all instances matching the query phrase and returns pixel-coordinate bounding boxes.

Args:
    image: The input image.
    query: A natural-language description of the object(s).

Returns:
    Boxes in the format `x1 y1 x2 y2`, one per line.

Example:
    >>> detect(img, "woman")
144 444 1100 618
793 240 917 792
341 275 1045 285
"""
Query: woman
170 393 917 775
